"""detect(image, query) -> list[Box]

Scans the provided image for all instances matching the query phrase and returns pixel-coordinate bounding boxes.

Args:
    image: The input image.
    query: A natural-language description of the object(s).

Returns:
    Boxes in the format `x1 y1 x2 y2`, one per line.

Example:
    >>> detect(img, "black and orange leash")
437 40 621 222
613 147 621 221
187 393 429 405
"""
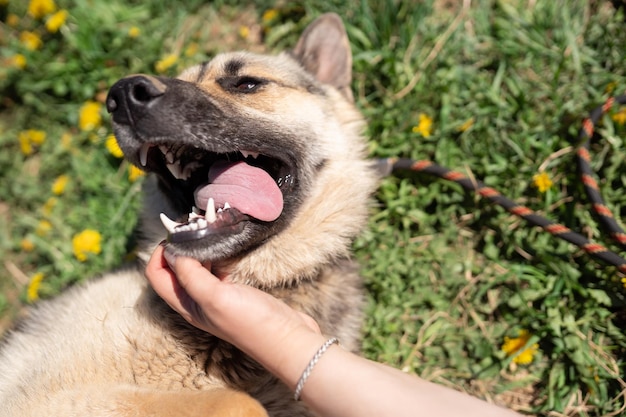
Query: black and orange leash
375 94 626 275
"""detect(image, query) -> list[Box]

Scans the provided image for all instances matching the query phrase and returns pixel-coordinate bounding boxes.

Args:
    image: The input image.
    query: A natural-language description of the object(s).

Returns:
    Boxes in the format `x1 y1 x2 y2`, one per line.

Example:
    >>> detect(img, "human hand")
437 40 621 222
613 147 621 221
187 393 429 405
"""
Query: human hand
145 243 322 369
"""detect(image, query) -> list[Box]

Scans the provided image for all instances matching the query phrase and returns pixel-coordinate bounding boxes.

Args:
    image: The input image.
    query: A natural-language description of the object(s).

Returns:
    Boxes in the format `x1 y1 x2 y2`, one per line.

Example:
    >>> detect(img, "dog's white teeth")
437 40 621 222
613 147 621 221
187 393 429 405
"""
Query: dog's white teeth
217 202 231 214
159 145 175 164
181 161 201 181
206 198 217 223
139 143 151 167
240 150 259 159
160 213 183 234
217 202 231 213
166 161 184 179
189 210 202 220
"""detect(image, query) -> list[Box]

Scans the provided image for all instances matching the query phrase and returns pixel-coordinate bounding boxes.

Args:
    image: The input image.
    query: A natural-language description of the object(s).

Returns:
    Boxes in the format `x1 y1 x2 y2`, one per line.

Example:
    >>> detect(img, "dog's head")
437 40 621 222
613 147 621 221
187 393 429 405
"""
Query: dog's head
107 14 376 286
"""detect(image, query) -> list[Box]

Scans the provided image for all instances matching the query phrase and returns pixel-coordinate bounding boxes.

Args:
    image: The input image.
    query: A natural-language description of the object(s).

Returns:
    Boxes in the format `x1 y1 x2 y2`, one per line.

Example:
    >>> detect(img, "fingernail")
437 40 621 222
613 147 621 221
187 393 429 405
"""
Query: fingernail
163 248 177 269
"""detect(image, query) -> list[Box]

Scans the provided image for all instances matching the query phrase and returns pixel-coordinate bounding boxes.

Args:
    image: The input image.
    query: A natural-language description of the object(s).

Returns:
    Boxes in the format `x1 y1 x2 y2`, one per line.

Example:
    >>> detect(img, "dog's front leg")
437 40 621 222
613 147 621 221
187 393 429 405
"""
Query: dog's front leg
22 385 269 417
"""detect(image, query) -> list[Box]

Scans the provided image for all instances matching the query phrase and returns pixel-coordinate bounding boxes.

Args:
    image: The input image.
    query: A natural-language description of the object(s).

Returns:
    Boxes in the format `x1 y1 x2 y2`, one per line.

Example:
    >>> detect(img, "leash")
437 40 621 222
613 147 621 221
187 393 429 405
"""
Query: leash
375 94 626 275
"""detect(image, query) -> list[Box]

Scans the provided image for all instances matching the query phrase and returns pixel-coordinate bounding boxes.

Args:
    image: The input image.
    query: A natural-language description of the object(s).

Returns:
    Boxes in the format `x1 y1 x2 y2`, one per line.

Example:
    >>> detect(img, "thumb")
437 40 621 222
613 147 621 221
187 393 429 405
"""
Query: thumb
163 248 220 301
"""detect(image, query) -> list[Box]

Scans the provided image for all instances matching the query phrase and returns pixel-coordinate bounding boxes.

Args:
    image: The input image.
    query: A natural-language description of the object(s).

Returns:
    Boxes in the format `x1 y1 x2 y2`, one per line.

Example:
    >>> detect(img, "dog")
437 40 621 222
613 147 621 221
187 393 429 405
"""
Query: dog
0 13 378 417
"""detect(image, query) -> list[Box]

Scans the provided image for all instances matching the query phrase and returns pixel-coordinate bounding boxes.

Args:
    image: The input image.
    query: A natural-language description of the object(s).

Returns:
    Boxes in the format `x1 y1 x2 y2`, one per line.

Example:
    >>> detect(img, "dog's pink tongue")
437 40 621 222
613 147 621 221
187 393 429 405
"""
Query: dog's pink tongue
194 160 283 222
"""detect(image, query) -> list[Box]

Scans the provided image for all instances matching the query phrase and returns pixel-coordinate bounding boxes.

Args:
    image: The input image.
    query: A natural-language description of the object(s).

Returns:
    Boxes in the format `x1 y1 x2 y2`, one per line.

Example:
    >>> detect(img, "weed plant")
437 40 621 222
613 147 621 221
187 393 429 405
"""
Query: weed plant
1 0 625 415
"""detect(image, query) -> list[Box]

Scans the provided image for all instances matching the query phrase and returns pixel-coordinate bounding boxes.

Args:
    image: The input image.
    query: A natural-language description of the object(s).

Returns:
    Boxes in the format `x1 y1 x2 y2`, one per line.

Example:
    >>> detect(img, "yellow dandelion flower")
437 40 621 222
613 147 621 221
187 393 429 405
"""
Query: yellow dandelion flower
60 132 72 149
457 117 474 133
155 54 178 73
45 9 67 33
129 165 145 182
621 277 626 289
79 101 102 131
612 108 626 126
412 113 434 138
532 171 553 193
7 14 20 28
11 54 27 69
18 129 46 156
42 196 57 216
27 272 45 303
20 238 35 252
51 174 69 195
262 9 278 24
502 329 539 365
105 134 124 158
35 219 53 236
239 26 250 39
20 31 43 51
29 129 46 145
28 0 56 19
72 229 102 262
19 134 33 156
185 42 198 57
128 26 141 38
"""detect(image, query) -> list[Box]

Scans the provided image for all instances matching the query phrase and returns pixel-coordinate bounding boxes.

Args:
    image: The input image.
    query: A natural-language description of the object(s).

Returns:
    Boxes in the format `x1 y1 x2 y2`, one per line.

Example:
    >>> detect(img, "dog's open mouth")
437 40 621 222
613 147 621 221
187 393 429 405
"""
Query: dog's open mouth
137 142 295 243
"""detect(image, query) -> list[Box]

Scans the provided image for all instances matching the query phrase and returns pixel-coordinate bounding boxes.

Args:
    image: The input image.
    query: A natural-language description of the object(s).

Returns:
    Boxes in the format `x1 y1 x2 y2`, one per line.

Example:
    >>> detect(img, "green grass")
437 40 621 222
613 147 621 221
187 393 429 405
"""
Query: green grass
1 0 626 415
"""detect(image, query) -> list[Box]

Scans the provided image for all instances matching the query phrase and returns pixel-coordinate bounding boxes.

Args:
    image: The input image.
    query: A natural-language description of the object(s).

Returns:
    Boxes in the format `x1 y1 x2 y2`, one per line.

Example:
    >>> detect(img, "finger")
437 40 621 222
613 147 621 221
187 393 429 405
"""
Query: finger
167 251 221 302
145 245 196 318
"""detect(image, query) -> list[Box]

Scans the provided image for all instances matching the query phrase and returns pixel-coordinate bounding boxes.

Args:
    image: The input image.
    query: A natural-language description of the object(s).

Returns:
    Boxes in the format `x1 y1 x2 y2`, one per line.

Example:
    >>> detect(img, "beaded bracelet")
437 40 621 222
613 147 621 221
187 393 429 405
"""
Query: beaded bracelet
293 337 339 401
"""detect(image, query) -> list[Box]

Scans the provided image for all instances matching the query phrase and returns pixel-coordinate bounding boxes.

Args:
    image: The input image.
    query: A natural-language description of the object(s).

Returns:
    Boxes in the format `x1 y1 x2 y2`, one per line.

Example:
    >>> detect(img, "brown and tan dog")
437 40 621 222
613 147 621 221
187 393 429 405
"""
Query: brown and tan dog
0 13 378 417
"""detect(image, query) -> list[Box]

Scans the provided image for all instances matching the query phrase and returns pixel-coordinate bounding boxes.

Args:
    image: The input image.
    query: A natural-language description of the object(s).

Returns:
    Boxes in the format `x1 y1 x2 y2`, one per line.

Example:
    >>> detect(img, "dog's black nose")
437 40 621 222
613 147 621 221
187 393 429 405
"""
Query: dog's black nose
106 75 167 125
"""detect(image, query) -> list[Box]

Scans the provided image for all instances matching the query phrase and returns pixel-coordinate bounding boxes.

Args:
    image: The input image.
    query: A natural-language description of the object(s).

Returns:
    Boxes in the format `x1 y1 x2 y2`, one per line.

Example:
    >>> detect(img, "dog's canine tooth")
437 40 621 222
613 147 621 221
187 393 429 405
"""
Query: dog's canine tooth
159 213 182 234
159 145 175 164
166 161 183 179
206 198 217 223
139 143 151 167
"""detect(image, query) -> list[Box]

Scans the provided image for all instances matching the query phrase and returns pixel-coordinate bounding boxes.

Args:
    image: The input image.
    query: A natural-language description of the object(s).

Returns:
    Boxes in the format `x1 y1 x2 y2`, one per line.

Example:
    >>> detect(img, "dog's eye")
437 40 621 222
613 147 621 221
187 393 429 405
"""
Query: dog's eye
236 78 259 91
218 76 265 94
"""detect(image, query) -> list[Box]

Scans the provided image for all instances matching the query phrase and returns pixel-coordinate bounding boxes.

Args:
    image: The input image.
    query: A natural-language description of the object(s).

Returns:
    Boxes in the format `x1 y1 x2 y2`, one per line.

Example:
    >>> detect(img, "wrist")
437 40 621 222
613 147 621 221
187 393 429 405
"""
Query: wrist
252 323 328 389
293 337 339 400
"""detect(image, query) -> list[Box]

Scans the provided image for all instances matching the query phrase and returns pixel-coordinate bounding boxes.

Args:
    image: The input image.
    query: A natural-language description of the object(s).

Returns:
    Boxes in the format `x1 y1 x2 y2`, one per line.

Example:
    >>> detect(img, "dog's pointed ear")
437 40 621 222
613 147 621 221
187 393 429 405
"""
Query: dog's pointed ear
292 13 354 102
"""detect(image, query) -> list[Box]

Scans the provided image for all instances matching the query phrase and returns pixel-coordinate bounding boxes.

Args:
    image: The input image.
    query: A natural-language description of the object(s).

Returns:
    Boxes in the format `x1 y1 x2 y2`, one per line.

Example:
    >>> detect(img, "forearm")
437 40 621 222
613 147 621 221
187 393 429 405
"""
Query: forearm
310 352 523 417
263 328 523 417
